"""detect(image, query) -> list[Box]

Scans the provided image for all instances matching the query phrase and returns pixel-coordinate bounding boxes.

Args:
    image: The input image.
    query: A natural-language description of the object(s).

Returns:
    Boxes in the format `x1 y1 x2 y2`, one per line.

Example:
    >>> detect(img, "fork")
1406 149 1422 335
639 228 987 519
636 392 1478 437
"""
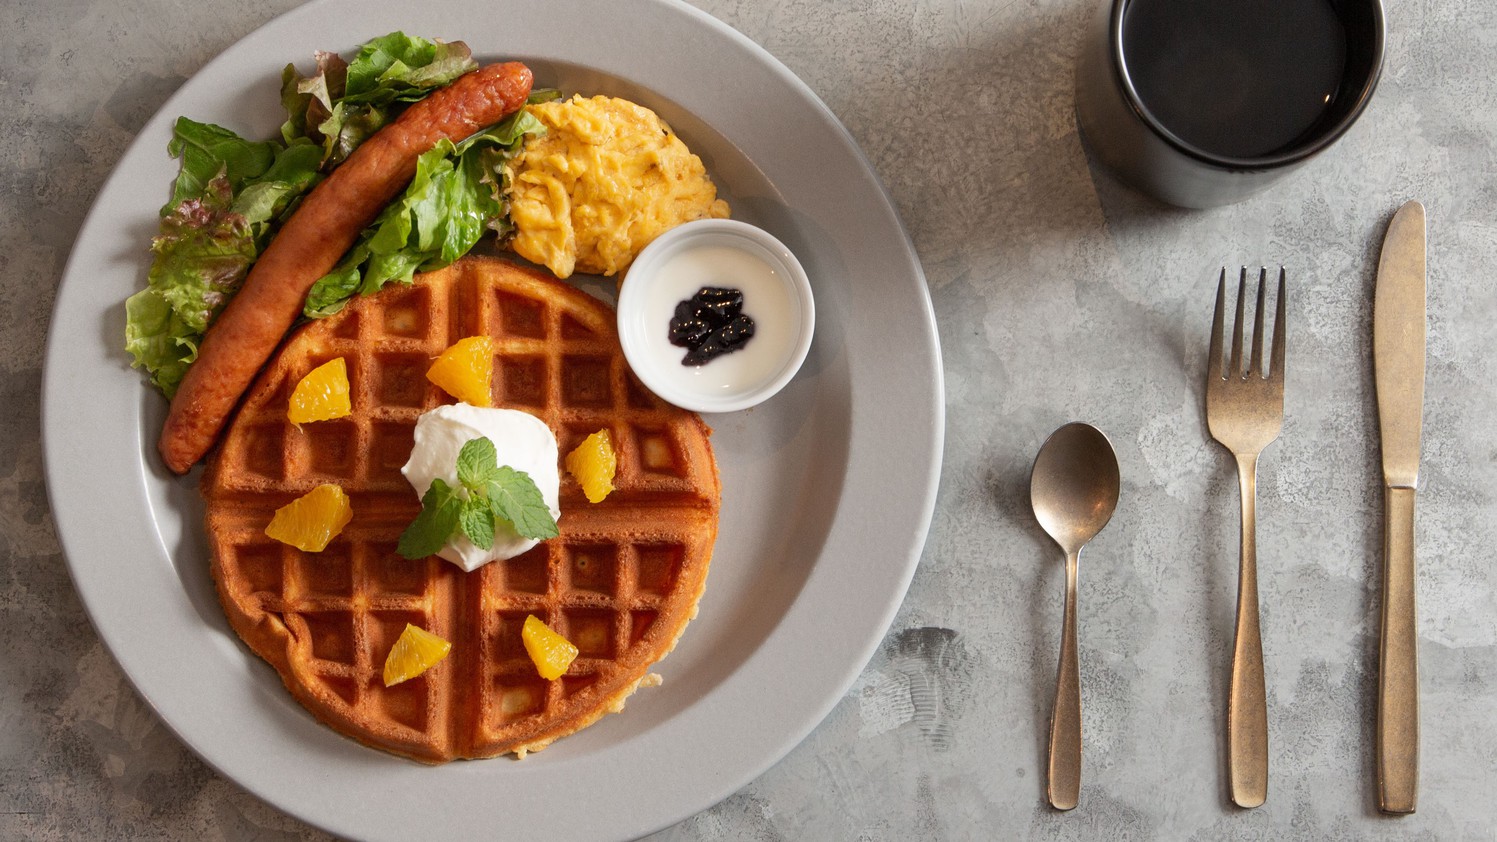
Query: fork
1206 266 1286 809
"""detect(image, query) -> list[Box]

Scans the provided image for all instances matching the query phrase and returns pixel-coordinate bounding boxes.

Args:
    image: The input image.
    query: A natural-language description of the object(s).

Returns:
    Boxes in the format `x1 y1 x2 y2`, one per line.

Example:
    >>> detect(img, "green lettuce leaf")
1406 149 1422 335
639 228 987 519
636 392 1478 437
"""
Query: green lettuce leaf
301 247 368 318
232 140 324 244
279 51 347 144
316 101 389 168
123 287 198 397
164 117 277 210
343 32 476 105
302 109 545 317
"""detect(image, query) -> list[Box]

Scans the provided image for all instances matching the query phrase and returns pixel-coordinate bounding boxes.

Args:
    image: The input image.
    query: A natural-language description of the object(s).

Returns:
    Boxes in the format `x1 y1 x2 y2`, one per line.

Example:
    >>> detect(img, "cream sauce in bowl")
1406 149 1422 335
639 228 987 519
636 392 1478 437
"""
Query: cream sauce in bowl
618 219 814 413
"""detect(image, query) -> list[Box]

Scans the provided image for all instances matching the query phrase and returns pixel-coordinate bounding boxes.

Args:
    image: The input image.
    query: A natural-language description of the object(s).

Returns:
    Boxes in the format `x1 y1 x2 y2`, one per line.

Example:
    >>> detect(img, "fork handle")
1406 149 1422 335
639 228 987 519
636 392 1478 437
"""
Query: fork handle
1378 485 1419 813
1228 453 1268 808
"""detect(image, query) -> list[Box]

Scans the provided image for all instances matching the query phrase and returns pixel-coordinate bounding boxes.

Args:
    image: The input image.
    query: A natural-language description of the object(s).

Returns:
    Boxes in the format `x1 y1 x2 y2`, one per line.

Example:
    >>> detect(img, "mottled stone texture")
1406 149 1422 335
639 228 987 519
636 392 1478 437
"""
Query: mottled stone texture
5 0 1494 839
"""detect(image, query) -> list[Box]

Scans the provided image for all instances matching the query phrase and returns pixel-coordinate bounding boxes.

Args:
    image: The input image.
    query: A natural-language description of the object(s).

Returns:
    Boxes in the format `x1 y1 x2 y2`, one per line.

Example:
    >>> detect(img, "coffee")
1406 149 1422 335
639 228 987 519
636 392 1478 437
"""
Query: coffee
1122 0 1348 160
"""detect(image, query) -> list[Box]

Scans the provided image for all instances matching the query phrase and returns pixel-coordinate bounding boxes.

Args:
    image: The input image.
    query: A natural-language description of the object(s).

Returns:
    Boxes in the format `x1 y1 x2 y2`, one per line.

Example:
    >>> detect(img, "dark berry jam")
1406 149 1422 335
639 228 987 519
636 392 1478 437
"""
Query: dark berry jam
668 286 756 366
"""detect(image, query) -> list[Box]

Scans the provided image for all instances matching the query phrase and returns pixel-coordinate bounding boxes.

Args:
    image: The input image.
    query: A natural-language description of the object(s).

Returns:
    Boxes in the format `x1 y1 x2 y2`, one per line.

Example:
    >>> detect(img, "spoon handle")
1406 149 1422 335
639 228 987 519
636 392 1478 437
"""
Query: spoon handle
1048 549 1082 810
1228 453 1268 808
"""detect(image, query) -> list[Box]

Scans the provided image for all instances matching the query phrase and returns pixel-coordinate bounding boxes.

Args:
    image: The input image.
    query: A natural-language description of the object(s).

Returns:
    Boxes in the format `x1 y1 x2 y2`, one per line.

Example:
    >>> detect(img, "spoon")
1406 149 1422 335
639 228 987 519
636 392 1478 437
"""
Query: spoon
1029 422 1121 810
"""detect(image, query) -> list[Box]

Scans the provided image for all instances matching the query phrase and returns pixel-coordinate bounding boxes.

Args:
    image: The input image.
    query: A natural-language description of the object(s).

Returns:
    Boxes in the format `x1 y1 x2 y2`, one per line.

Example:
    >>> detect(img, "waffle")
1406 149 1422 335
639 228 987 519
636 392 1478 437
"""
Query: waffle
202 256 720 762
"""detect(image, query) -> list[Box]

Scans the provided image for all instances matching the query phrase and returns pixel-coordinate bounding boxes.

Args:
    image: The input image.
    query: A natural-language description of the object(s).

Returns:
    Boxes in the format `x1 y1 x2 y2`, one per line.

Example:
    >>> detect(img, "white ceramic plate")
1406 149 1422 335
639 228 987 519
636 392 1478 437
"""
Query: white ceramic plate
42 1 942 839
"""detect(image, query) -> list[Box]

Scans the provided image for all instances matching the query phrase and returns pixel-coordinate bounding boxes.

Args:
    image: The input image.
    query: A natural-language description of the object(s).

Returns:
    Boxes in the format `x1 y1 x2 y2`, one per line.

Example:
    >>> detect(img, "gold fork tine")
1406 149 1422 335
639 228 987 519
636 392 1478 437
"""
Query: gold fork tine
1251 268 1268 378
1209 268 1227 380
1270 268 1287 381
1230 267 1248 378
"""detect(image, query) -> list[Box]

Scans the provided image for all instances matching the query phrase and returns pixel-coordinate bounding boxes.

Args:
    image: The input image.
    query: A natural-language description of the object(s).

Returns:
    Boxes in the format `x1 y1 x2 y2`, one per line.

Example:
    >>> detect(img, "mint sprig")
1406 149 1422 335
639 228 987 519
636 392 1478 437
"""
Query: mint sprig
397 437 558 560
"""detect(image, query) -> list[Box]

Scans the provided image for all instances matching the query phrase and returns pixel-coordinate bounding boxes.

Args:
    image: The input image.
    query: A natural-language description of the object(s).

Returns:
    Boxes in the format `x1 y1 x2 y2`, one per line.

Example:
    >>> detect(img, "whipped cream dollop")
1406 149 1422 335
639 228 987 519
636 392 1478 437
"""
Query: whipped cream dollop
401 404 561 571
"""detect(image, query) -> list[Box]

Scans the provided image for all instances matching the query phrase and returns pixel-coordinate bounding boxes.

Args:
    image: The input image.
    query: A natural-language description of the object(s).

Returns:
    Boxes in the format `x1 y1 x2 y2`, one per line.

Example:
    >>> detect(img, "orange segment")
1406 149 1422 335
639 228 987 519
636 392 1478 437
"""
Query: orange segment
522 615 579 680
288 358 351 423
383 623 452 687
263 484 352 552
427 336 494 406
565 429 617 503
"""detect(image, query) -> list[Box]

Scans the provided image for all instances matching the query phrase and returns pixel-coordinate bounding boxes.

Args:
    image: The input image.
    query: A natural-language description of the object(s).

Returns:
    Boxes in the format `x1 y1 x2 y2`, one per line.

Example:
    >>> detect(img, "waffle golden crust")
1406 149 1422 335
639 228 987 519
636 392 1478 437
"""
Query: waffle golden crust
202 256 720 762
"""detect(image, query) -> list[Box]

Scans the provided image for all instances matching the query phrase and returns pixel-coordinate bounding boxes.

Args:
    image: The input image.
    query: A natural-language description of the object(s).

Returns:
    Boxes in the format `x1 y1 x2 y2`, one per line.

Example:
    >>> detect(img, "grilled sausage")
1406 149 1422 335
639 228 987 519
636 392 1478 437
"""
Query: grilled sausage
158 62 534 474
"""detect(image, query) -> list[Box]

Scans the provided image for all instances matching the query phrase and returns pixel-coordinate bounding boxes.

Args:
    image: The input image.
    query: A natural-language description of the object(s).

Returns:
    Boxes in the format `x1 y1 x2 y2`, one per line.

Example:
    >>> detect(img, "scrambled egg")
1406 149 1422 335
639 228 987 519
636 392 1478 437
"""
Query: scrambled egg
505 95 730 278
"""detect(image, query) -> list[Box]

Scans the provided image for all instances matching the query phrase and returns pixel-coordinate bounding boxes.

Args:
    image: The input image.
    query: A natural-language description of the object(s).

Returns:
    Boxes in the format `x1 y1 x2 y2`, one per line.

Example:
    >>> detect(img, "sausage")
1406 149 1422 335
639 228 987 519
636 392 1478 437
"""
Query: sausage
158 62 534 474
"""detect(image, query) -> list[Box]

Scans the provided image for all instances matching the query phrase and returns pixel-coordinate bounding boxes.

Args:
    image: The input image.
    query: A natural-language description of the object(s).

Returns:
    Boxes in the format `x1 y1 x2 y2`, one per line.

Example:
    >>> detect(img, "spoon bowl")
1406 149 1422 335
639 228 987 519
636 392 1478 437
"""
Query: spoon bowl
1031 423 1122 552
1029 422 1120 811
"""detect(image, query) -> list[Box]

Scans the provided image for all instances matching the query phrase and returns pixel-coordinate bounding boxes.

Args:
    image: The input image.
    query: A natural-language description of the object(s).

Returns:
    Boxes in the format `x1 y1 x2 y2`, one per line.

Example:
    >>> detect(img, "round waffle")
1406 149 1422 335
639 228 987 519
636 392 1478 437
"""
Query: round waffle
202 256 720 762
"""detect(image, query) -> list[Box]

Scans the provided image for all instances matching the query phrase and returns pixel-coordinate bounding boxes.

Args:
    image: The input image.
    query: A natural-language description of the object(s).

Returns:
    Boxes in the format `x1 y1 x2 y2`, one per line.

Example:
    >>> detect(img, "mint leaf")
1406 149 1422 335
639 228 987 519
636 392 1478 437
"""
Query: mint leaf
458 497 495 550
456 437 502 491
487 467 559 540
397 478 462 559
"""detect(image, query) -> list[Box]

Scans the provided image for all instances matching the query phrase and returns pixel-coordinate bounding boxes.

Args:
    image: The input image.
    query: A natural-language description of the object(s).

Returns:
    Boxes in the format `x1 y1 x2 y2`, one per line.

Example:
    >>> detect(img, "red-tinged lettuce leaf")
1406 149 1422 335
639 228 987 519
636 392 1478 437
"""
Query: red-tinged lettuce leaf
126 174 254 397
279 50 348 145
129 118 326 396
150 174 255 332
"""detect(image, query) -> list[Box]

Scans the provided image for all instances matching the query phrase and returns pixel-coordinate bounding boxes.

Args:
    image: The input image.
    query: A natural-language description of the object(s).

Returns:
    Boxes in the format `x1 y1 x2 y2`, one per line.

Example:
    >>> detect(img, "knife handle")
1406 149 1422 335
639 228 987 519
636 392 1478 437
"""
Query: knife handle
1378 485 1420 814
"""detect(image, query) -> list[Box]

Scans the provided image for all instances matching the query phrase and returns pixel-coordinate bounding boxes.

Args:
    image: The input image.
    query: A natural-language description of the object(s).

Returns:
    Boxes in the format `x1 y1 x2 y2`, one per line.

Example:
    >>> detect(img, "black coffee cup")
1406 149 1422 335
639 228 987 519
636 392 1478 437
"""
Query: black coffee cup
1076 0 1384 208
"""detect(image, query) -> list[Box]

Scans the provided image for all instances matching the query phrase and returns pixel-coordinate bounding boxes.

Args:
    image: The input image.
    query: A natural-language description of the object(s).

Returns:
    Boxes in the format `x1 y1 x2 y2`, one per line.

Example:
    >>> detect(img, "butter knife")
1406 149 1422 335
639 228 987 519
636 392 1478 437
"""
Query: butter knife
1373 199 1426 814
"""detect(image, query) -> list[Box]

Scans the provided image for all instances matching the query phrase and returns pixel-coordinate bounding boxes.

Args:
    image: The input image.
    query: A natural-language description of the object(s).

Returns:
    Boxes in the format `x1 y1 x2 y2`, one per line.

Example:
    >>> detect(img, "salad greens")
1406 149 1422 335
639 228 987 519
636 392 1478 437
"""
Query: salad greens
125 32 545 397
125 121 323 396
302 110 543 318
280 31 480 168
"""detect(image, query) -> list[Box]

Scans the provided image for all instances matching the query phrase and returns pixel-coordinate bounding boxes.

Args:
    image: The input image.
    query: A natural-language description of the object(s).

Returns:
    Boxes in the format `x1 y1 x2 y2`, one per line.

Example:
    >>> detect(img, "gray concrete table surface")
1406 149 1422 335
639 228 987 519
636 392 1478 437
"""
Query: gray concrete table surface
4 0 1494 838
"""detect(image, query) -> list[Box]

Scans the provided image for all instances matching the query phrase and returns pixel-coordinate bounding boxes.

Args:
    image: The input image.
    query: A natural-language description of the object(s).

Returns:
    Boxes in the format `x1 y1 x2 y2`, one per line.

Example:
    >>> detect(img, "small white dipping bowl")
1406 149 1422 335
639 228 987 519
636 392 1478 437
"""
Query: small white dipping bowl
617 219 815 413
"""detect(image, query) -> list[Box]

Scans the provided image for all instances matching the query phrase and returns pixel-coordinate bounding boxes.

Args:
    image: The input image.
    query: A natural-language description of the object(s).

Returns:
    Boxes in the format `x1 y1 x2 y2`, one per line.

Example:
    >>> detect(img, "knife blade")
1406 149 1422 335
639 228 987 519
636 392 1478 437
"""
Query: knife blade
1372 199 1426 814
